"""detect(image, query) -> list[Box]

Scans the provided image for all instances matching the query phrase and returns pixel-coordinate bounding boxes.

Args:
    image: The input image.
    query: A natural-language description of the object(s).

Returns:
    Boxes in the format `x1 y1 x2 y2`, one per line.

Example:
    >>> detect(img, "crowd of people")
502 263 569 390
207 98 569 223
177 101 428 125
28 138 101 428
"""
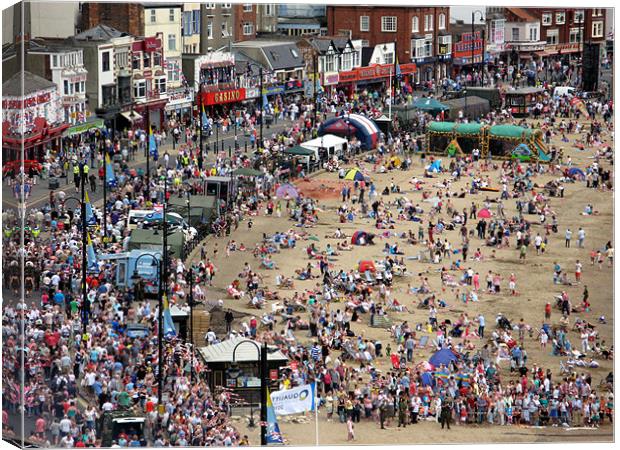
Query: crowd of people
2 74 614 448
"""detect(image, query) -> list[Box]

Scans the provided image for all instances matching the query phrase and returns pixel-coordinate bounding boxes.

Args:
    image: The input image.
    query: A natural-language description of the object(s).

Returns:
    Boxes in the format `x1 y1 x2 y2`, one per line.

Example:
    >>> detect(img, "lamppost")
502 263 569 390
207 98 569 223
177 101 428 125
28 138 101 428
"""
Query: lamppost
158 171 170 412
185 189 195 383
471 10 485 86
231 340 268 446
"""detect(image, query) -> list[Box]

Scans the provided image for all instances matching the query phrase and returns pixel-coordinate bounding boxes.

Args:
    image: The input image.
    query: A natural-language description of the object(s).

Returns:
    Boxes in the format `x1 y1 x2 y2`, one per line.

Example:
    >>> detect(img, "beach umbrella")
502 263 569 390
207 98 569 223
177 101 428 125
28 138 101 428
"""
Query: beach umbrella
308 235 320 242
275 183 299 199
344 168 366 181
477 208 492 219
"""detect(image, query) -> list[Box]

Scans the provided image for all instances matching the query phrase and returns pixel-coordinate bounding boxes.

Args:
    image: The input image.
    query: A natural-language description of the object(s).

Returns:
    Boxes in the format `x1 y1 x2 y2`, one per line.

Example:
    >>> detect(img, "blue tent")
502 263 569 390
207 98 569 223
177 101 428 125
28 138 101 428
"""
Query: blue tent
568 167 586 179
429 348 458 368
420 372 434 387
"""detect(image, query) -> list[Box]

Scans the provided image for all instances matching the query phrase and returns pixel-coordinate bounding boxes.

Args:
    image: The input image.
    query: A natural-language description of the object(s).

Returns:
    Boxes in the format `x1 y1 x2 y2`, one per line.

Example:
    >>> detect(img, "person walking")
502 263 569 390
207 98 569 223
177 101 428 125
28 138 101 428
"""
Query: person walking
577 227 586 248
398 395 408 428
565 228 572 248
477 314 485 338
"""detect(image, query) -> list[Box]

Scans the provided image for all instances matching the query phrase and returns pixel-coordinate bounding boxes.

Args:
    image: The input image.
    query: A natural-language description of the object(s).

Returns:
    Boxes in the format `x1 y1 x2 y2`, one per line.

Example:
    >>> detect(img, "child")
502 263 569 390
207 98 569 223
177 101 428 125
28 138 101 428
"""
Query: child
347 416 355 440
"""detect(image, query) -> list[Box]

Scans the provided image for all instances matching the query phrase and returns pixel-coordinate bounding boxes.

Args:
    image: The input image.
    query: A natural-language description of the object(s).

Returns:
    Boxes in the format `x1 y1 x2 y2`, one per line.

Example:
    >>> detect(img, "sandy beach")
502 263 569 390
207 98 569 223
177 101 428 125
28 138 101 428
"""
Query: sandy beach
191 117 614 445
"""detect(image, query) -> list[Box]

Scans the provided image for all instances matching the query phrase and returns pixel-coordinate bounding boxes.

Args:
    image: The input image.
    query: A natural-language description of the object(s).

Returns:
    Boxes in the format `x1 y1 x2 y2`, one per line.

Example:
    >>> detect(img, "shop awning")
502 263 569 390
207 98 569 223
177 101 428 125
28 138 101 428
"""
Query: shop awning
283 146 316 156
63 118 105 137
120 111 143 123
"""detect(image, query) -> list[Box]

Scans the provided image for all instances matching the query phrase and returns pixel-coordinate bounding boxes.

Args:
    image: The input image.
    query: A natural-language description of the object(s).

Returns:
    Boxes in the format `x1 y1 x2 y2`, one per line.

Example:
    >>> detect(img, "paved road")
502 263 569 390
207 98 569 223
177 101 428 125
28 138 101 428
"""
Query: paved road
2 118 297 212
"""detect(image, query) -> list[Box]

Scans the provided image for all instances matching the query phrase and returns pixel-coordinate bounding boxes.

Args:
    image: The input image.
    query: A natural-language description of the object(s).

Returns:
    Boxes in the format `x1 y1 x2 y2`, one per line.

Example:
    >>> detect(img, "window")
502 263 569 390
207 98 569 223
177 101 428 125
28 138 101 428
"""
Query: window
167 64 179 82
133 80 146 98
155 77 166 94
424 14 433 31
438 13 446 30
183 11 192 36
169 8 175 22
352 49 360 67
143 52 151 68
132 53 141 70
438 35 452 55
205 3 215 9
265 4 274 16
243 4 252 12
511 27 519 41
52 55 58 67
424 34 433 56
341 50 352 71
168 34 176 51
150 9 156 23
243 22 254 36
222 23 229 37
102 51 110 72
381 16 397 32
80 81 85 93
546 28 559 44
222 3 231 8
412 16 419 33
74 82 79 93
542 13 552 26
574 10 584 24
64 80 69 95
360 16 369 32
556 12 565 24
593 8 603 17
569 27 582 43
192 10 200 33
384 52 394 65
153 52 161 66
412 38 425 58
325 54 335 72
207 21 213 39
592 21 604 38
529 27 538 41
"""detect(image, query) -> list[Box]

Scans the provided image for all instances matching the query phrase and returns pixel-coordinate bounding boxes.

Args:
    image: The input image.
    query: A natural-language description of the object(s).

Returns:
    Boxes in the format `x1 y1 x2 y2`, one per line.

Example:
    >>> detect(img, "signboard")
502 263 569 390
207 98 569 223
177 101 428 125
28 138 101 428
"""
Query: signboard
270 383 316 416
144 37 161 51
202 88 246 106
285 80 304 90
438 44 450 55
339 70 358 83
323 73 339 85
246 87 259 99
238 377 261 388
262 85 285 96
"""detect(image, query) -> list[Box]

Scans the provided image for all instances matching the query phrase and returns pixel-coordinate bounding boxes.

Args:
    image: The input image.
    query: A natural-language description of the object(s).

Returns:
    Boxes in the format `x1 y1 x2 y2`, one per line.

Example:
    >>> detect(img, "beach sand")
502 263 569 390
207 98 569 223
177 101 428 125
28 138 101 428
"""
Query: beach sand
192 119 614 444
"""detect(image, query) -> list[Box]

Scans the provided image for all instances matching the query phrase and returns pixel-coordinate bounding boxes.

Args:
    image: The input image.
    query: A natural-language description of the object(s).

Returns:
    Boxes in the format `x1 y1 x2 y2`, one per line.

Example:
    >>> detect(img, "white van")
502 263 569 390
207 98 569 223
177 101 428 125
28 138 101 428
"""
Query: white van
553 86 576 98
127 210 155 230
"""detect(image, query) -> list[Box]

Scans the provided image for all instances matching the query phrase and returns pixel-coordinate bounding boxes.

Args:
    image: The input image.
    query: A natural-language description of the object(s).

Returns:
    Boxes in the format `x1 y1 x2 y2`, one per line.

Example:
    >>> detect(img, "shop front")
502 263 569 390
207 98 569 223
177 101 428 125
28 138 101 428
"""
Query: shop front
336 63 416 98
164 87 195 126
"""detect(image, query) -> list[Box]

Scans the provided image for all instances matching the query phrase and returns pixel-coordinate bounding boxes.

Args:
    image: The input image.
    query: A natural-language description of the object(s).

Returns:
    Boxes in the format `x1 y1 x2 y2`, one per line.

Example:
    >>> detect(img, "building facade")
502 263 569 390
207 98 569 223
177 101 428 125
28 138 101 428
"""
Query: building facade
450 20 486 76
3 1 80 44
326 6 451 83
234 4 257 42
2 71 68 162
200 3 234 53
79 2 144 37
144 4 183 91
182 3 202 54
256 4 278 35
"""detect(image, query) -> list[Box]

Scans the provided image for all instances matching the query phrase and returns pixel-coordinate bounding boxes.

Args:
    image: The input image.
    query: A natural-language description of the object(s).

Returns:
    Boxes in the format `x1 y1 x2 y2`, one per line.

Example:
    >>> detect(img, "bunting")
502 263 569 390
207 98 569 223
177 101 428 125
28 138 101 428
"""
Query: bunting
105 153 117 187
84 191 97 226
86 232 98 272
266 388 284 444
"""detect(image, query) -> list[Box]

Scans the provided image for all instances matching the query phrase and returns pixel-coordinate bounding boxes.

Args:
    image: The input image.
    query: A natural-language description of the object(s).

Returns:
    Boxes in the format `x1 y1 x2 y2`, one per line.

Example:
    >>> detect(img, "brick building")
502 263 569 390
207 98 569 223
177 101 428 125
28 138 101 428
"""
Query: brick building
326 6 451 83
79 2 145 37
233 4 257 42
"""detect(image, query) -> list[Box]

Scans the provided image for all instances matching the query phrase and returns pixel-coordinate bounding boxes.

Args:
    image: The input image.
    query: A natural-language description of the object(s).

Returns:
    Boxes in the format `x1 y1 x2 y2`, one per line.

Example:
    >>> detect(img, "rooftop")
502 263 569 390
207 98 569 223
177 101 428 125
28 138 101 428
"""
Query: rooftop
2 71 56 97
198 336 288 363
73 24 130 42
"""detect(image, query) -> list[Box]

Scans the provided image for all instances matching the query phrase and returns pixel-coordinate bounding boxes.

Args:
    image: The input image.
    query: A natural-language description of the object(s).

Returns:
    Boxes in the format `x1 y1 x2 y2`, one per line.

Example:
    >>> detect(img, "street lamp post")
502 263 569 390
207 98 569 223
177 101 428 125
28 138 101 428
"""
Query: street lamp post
79 163 89 334
100 139 107 239
259 66 264 152
232 340 268 446
158 172 169 411
471 10 485 86
186 189 195 383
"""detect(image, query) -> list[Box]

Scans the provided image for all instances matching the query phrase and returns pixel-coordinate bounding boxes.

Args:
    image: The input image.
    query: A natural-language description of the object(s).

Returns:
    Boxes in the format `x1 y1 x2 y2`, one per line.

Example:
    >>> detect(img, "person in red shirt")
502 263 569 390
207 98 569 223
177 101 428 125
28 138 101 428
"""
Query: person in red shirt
544 302 552 320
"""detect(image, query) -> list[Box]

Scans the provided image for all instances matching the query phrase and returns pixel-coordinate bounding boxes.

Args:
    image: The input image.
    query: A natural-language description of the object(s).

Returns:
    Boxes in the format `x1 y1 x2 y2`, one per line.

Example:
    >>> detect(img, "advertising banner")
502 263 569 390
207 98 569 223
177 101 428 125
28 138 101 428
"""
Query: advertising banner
270 383 316 415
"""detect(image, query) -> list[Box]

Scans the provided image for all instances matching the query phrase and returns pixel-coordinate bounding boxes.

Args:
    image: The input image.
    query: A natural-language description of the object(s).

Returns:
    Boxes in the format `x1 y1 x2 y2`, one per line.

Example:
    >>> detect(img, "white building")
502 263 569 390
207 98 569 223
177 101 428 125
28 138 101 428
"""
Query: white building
144 3 183 90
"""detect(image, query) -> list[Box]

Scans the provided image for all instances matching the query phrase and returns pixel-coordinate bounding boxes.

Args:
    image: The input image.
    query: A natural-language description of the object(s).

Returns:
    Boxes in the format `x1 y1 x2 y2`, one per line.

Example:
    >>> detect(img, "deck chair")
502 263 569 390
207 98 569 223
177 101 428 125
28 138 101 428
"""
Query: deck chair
418 335 429 349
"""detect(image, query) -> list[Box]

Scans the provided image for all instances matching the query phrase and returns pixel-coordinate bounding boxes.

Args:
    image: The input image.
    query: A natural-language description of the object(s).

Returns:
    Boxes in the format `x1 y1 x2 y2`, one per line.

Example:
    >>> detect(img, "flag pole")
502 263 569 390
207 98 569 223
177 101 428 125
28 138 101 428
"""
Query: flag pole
314 382 319 446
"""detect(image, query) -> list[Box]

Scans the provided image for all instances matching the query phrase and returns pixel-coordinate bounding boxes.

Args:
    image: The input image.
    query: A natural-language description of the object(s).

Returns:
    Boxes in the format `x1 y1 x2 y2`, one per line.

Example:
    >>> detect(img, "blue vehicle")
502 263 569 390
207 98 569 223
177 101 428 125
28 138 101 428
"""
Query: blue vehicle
99 249 162 295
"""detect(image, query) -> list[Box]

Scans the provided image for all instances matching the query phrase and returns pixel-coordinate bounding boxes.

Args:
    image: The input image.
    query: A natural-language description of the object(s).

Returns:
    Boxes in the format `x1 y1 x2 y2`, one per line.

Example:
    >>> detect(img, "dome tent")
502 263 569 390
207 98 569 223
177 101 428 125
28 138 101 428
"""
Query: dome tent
318 113 380 150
